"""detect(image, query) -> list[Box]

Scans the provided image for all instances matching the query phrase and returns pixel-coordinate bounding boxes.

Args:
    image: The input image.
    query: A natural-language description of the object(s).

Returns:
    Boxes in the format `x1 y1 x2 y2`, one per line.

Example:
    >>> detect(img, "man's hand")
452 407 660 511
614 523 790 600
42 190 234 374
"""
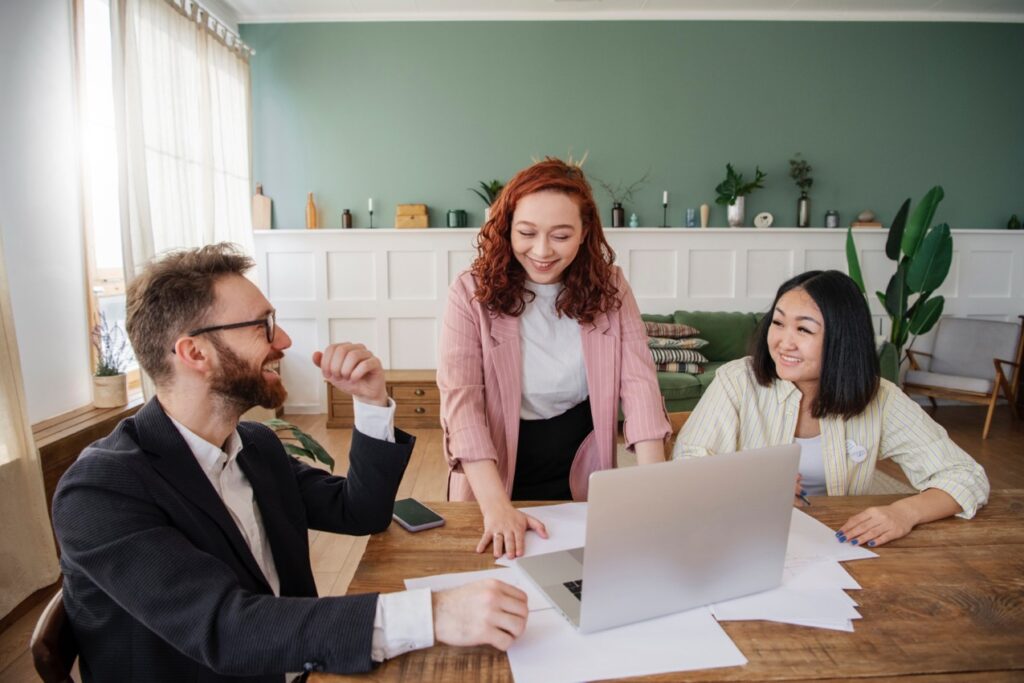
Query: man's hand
312 343 387 406
432 580 528 651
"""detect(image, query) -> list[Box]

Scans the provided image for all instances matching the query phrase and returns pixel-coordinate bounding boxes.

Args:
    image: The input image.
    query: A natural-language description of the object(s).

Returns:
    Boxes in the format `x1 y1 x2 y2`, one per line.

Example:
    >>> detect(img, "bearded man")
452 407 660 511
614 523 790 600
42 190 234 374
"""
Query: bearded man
51 244 528 682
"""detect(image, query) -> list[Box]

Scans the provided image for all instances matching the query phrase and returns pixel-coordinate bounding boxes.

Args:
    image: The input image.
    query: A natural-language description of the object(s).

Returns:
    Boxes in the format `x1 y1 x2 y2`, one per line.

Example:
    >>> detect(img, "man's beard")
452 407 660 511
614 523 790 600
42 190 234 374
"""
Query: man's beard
208 337 287 415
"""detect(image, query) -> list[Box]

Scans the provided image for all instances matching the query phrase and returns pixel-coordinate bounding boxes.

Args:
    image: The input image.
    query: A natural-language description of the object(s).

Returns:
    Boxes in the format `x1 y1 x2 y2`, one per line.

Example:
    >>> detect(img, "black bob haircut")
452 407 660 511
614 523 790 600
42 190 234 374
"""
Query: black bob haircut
749 270 880 420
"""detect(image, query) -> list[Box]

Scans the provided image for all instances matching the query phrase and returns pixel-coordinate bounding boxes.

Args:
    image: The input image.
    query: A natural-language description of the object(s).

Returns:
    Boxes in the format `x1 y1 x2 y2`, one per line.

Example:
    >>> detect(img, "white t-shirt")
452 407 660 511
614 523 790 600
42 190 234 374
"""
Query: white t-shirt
795 434 827 496
519 281 589 420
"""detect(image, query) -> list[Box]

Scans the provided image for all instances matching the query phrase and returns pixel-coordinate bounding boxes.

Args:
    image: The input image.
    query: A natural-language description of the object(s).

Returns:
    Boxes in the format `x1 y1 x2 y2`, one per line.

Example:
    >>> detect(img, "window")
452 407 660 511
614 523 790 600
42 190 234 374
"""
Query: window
77 0 138 380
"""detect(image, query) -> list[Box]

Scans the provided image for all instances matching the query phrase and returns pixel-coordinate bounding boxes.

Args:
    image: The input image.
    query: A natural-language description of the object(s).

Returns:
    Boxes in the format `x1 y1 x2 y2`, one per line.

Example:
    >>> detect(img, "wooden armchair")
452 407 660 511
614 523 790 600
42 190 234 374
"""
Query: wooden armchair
903 315 1024 439
30 589 77 683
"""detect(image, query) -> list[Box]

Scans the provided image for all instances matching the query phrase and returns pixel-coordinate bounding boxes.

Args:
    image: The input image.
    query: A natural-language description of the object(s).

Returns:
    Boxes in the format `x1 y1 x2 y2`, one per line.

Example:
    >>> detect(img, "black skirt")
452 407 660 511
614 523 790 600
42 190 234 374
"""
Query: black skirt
512 398 594 501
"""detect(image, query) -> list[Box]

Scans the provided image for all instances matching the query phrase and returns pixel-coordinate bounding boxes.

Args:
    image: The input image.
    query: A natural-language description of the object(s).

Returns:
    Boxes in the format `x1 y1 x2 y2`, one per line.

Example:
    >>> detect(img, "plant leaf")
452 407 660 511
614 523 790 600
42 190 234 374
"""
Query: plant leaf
883 263 906 321
878 341 900 384
901 186 944 259
908 295 944 335
294 429 335 472
885 198 911 261
906 223 952 294
845 228 865 293
283 443 311 460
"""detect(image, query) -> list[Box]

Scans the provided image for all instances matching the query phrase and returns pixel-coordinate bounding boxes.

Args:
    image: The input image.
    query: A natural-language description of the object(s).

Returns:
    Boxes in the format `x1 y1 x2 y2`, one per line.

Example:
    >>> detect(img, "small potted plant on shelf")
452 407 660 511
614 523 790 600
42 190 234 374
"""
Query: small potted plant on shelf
789 153 813 227
469 179 505 223
593 169 650 227
714 163 766 227
91 312 132 408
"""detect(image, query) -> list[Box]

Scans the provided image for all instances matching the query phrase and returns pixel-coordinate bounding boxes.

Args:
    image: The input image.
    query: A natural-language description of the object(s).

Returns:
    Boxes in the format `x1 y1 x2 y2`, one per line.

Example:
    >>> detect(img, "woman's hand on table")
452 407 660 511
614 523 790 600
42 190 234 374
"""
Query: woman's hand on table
837 489 962 548
476 503 548 559
836 503 915 548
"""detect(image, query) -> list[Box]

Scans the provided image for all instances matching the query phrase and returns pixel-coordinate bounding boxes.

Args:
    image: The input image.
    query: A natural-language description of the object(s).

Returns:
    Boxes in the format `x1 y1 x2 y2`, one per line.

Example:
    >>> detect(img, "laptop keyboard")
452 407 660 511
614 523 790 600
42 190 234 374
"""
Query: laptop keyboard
563 580 583 600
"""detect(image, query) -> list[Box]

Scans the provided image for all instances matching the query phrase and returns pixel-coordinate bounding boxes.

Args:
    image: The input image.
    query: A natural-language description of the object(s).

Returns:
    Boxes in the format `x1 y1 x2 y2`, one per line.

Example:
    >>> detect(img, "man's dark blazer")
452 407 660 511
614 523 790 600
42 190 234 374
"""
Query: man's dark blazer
51 397 414 682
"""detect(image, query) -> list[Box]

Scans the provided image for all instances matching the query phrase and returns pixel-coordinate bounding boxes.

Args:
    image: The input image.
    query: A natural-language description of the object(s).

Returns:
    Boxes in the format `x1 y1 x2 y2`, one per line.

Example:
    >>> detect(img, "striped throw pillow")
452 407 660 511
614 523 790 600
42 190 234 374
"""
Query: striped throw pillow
656 362 704 374
644 321 700 339
650 348 710 365
648 337 709 350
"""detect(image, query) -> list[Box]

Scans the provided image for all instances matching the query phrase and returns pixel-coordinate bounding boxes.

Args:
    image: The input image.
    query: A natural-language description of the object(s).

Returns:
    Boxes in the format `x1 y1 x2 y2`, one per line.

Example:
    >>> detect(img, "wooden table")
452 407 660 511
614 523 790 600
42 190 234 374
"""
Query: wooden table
315 492 1024 681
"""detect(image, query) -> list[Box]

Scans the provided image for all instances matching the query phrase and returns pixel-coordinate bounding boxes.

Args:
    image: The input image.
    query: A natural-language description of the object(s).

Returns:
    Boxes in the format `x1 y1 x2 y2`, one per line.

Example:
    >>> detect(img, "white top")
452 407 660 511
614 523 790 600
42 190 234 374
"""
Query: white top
169 399 433 669
519 281 589 420
794 434 827 496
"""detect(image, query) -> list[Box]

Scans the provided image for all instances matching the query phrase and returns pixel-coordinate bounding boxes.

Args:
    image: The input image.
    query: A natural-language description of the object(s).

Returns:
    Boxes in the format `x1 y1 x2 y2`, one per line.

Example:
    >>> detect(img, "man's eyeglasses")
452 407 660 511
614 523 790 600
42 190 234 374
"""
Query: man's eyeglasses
186 311 277 344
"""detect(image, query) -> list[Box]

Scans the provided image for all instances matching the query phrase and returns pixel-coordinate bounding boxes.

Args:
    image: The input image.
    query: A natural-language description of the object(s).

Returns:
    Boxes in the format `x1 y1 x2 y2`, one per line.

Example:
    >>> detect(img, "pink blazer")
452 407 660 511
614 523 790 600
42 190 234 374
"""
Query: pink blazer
438 266 671 501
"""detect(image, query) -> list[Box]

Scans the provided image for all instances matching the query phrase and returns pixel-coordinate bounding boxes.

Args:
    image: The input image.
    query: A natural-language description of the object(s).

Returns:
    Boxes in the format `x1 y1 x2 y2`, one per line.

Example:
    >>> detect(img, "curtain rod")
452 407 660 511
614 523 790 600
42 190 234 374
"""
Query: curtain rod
165 0 255 58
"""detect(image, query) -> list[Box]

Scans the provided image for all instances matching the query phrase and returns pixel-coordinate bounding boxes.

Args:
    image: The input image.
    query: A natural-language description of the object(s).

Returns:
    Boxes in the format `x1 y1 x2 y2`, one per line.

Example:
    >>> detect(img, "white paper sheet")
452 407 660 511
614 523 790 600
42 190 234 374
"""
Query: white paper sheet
712 585 861 622
494 502 588 567
506 606 747 683
403 567 550 611
787 508 878 563
774 617 855 631
783 559 861 591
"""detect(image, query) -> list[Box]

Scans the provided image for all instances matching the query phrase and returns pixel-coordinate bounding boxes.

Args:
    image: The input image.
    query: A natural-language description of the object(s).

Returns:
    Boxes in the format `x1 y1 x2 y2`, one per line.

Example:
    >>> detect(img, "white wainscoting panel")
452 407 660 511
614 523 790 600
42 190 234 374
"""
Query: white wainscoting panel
327 250 375 300
255 228 1024 412
628 250 677 299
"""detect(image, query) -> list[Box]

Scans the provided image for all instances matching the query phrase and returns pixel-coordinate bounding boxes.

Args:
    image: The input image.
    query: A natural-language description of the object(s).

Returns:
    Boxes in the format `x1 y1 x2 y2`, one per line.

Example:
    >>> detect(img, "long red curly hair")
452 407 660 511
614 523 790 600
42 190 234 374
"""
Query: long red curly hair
471 158 619 324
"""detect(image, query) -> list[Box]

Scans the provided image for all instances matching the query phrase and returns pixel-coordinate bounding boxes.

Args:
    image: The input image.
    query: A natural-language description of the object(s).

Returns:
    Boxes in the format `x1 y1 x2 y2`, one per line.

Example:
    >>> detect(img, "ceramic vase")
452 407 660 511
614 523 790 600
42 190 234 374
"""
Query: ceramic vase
727 197 745 227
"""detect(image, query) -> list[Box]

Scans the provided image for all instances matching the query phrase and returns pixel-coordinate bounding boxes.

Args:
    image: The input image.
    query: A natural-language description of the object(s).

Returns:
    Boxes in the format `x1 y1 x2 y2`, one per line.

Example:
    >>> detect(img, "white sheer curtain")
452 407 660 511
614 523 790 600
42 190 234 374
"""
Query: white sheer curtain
111 0 253 284
0 231 60 619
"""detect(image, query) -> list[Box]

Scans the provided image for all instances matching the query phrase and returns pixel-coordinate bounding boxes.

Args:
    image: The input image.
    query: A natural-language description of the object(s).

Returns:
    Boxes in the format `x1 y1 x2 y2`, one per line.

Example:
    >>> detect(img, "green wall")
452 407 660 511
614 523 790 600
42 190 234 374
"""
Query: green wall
242 21 1024 230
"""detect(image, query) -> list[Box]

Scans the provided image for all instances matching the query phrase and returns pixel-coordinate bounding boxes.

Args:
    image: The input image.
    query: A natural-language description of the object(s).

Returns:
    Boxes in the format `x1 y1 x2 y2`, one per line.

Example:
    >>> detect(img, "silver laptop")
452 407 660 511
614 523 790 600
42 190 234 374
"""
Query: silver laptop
517 444 800 633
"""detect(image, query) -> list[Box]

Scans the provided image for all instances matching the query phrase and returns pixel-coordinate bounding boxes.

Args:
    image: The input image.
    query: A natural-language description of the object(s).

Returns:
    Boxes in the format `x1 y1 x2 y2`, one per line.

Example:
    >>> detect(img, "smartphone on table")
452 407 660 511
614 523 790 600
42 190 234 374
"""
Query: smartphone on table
392 498 445 532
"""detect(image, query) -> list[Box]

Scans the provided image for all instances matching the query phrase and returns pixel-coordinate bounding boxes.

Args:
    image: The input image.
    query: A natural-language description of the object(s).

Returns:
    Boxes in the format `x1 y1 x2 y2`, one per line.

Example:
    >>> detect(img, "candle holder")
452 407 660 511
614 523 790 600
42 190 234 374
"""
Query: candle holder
369 210 374 229
662 203 669 228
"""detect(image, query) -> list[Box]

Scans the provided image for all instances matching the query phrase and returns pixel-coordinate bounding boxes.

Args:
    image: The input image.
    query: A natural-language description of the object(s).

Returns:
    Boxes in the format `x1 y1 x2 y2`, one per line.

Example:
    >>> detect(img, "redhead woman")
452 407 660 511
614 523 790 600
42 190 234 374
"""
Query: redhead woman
673 270 989 547
438 158 671 559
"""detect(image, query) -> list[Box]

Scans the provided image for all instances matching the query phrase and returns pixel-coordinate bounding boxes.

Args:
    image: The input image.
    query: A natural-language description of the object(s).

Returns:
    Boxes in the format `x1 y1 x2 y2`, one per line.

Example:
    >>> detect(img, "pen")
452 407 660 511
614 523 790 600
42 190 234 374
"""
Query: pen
796 492 811 506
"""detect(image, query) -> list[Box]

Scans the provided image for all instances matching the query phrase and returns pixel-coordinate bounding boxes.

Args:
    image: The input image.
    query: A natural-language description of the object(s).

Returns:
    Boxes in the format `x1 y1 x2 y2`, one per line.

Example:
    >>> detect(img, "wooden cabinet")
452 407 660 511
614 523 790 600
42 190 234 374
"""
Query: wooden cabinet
327 369 439 429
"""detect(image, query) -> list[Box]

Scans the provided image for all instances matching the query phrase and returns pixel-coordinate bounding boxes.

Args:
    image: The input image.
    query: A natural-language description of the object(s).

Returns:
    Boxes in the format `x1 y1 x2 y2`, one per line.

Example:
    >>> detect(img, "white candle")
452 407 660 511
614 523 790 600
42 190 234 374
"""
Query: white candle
368 198 374 212
663 191 669 205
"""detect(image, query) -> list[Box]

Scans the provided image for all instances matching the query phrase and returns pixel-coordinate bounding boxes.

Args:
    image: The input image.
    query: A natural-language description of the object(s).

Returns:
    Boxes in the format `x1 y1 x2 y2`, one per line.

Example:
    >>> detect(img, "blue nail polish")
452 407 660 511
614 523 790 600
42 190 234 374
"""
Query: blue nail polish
835 530 842 537
800 489 807 496
837 535 846 542
867 540 876 547
850 539 859 545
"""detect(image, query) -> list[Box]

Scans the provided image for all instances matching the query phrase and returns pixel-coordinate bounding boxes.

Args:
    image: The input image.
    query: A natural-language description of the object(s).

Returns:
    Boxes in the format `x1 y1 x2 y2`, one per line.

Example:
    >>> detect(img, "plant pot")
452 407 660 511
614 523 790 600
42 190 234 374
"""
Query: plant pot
727 196 745 227
93 374 128 408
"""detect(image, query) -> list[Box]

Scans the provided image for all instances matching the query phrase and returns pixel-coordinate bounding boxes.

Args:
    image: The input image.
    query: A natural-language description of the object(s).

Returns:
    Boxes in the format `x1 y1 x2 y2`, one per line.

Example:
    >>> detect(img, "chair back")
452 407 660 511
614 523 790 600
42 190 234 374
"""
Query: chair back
930 317 1021 380
30 589 77 683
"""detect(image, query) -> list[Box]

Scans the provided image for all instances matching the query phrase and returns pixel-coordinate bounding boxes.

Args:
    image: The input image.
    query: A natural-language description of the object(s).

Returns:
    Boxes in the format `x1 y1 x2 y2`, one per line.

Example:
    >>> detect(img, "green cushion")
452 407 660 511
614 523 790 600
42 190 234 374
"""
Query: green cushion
674 311 760 362
655 370 703 402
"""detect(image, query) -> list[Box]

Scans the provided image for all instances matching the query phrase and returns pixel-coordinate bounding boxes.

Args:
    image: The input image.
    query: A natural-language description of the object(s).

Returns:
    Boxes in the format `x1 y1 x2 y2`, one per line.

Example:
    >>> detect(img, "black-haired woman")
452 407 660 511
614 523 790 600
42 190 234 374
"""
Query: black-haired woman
672 270 989 547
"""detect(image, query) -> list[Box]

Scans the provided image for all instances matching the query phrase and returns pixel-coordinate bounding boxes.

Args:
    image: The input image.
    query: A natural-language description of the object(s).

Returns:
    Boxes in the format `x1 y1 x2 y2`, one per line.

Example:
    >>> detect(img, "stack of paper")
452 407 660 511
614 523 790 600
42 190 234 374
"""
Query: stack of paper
710 509 876 631
404 504 876 682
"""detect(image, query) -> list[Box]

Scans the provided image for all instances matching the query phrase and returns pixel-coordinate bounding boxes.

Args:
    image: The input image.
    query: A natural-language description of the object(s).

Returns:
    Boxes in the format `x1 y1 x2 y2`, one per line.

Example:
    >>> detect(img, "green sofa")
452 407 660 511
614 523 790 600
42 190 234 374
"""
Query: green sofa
642 310 762 412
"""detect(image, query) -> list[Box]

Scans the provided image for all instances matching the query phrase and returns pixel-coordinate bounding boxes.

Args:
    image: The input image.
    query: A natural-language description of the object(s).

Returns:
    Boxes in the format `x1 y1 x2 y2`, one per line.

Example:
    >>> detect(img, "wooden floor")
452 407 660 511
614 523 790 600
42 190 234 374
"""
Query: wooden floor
2 403 1021 682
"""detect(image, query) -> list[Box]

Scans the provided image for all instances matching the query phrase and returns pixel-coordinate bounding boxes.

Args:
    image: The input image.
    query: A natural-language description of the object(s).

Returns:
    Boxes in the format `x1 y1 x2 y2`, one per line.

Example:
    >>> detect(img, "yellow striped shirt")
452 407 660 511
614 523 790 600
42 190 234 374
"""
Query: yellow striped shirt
671 358 989 519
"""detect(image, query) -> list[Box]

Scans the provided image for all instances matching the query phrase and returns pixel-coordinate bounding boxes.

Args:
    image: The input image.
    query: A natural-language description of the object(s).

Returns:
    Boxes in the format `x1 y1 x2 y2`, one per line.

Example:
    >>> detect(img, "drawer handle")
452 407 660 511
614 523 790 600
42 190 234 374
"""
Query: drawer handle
414 407 426 414
414 388 425 396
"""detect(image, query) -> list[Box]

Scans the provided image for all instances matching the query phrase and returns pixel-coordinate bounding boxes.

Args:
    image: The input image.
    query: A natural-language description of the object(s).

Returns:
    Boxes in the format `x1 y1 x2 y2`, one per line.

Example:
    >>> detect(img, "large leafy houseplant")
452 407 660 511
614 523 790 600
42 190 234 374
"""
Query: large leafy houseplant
264 419 336 472
846 186 952 383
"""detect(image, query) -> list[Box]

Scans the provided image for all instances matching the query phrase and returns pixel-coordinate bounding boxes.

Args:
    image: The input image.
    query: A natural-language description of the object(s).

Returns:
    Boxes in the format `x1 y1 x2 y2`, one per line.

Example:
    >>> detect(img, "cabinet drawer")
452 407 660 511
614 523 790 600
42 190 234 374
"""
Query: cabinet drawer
395 402 439 419
329 401 354 418
390 383 440 403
